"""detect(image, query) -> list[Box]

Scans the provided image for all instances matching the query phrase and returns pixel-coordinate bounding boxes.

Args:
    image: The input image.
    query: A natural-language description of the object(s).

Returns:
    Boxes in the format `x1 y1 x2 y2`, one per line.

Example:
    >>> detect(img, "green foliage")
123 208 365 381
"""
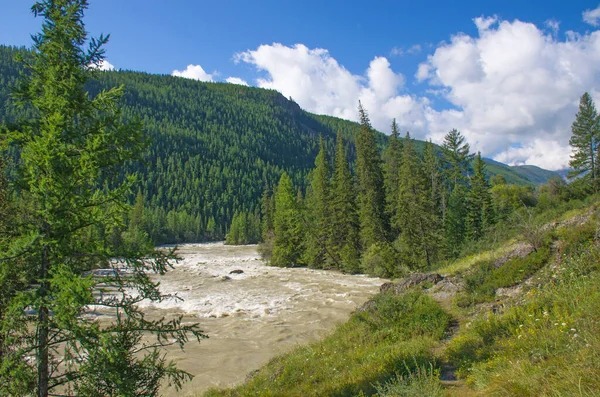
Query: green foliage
396 133 441 269
303 136 331 268
441 129 474 187
204 292 449 397
328 131 360 273
383 119 403 232
444 184 468 257
490 183 536 221
466 152 494 241
456 246 551 306
569 92 600 189
356 102 388 249
360 241 402 278
225 210 261 245
447 240 600 396
0 2 205 395
374 364 444 397
271 172 304 267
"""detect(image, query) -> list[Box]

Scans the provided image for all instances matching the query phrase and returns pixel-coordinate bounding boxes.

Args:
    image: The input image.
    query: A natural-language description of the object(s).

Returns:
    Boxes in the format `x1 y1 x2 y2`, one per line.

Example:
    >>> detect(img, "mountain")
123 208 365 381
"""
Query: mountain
0 45 558 242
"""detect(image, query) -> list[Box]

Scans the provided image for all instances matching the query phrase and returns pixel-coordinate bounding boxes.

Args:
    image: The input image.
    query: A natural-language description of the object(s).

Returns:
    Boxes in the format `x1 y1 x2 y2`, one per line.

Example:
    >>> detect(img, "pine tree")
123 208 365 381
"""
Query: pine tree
0 2 204 395
466 152 494 241
395 133 440 269
569 92 600 191
271 172 303 267
383 119 403 235
355 102 388 249
303 136 331 268
329 131 360 273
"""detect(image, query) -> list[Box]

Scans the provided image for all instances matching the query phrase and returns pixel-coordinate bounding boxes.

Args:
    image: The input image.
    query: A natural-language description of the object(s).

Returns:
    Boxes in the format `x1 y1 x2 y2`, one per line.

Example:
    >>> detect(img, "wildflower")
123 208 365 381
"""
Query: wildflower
573 334 579 339
570 328 576 332
562 323 566 326
543 311 549 317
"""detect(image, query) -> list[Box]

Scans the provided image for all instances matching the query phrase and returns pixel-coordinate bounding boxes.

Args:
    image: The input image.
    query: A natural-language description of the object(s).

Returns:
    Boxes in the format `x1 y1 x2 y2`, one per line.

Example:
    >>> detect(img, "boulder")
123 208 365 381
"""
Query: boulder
380 273 444 295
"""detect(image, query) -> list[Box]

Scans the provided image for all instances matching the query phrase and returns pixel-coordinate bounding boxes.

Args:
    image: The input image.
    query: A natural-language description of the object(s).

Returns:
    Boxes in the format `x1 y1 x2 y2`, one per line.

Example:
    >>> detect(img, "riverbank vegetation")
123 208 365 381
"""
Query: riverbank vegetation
205 93 600 396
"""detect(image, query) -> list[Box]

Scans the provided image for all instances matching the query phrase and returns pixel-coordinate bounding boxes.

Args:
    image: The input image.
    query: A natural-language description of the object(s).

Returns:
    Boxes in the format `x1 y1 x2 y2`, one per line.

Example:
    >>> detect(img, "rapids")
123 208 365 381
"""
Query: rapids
139 243 385 396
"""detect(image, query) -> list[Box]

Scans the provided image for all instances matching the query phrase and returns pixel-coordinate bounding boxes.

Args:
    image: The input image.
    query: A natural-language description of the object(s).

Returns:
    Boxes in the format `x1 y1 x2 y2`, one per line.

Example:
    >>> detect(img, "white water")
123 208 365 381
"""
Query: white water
139 243 385 396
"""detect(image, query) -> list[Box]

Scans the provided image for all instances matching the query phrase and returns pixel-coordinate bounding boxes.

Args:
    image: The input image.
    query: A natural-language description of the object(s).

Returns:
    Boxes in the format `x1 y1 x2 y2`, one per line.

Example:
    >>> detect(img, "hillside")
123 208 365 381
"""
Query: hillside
0 45 558 243
205 193 600 397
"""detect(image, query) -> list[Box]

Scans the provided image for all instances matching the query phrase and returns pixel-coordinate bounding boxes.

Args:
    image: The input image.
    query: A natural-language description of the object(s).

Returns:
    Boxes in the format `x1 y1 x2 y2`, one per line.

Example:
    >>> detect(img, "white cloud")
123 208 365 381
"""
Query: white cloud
234 15 600 170
226 77 249 86
172 64 215 82
90 59 115 71
416 17 600 170
235 43 427 136
583 5 600 26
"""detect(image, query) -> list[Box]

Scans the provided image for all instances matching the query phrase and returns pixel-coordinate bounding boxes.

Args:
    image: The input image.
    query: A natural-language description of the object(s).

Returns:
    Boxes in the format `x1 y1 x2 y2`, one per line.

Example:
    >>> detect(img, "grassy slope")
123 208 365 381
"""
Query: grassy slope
202 196 600 397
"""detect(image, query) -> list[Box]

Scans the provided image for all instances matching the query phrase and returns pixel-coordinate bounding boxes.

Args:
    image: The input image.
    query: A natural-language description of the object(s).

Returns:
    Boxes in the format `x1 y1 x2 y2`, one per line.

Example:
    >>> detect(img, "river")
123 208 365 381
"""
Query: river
136 243 385 396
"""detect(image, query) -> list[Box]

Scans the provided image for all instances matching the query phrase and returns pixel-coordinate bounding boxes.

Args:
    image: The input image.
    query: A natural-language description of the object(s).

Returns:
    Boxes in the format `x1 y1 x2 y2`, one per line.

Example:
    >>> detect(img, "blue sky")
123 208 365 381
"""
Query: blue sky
1 0 600 169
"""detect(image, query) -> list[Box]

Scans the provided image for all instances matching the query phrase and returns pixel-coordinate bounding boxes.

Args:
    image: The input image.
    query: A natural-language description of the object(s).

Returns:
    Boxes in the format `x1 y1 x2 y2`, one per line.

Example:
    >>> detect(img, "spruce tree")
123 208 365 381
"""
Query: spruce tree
329 131 360 273
396 133 439 269
569 92 600 190
383 119 403 236
355 102 388 249
466 152 493 240
422 140 444 220
441 129 473 256
442 129 474 187
303 136 331 268
271 172 303 267
0 2 204 395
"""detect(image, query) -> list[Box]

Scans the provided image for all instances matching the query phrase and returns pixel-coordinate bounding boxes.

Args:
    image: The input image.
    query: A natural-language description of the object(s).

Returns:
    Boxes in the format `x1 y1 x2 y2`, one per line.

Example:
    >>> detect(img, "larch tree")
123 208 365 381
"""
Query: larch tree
569 92 600 191
0 1 205 396
328 131 360 273
355 102 388 250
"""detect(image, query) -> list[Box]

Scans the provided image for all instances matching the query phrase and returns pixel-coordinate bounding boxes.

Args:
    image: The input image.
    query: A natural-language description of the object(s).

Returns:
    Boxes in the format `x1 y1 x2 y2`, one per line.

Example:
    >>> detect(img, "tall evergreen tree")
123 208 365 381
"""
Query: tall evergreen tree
383 119 403 235
422 140 444 220
395 133 440 269
271 172 303 267
442 129 474 187
303 136 331 268
441 129 473 256
0 2 204 395
329 131 360 273
355 102 388 249
569 92 600 190
466 152 494 240
445 184 468 257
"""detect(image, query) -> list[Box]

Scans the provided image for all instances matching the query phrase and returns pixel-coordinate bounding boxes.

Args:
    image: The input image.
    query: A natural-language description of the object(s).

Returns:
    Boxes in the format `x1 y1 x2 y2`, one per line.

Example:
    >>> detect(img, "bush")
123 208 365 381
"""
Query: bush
374 363 444 397
361 242 401 278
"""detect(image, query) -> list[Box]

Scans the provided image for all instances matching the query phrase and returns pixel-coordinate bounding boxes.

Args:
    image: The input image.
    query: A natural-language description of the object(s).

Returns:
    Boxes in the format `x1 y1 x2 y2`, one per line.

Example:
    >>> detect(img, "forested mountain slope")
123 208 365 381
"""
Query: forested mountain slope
0 45 558 242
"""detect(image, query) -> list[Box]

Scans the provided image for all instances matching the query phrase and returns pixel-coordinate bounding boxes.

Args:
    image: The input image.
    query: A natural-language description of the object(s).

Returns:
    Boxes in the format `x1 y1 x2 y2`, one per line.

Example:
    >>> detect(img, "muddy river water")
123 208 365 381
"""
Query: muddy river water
137 243 385 396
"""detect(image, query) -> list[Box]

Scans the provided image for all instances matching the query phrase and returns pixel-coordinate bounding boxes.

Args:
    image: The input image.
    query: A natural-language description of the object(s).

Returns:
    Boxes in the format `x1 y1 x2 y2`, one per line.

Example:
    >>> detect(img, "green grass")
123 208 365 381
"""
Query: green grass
445 230 600 396
453 245 551 308
203 292 451 397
